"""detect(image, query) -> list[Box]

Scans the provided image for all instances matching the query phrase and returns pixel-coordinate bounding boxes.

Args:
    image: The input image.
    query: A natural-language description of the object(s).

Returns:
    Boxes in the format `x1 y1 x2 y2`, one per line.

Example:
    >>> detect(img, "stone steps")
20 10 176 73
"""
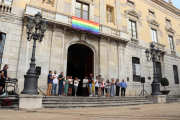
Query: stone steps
166 96 180 103
42 102 153 109
42 96 154 109
43 100 151 105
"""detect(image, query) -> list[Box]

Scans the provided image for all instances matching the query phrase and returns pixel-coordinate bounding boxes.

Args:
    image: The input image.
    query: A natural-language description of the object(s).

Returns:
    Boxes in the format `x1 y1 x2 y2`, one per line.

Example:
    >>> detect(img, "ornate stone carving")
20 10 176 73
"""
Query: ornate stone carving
176 39 180 45
80 32 86 41
107 8 113 24
43 0 53 6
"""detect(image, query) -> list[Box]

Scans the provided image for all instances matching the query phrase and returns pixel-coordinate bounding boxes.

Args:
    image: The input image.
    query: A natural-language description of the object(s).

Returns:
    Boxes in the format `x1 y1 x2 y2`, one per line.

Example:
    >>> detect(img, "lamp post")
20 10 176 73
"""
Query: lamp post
145 43 162 95
21 12 48 94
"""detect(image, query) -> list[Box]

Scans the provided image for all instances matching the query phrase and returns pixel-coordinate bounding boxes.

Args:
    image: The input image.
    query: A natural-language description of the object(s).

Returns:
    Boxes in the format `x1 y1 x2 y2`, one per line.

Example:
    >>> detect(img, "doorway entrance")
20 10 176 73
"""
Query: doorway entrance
67 44 94 96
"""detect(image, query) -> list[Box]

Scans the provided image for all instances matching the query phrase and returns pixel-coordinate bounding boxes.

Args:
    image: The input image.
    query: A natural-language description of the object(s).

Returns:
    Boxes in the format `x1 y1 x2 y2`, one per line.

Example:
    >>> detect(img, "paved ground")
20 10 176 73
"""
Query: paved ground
0 102 180 120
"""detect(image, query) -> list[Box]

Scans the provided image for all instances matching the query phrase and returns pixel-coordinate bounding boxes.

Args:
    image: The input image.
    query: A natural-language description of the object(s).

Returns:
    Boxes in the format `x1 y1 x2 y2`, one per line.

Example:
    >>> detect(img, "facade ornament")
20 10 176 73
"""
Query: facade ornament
107 8 113 24
169 0 173 5
43 0 53 6
176 39 180 45
80 32 86 41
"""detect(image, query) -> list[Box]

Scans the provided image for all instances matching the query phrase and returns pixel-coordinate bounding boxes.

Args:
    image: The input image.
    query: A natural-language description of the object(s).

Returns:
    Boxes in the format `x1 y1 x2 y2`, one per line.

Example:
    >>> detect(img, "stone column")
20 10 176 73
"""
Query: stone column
99 37 108 79
118 42 126 81
116 0 122 30
49 27 64 73
100 0 106 25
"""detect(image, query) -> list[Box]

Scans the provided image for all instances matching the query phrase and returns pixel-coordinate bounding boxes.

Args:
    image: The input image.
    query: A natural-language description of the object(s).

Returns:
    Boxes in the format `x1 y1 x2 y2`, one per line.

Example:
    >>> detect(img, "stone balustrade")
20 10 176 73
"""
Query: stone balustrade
0 2 12 13
25 4 129 42
41 9 56 20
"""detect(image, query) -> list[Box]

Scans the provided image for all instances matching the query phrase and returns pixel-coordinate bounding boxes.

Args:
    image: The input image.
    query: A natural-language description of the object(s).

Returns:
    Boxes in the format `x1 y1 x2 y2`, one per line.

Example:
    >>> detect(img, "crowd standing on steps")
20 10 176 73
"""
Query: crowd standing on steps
47 71 128 97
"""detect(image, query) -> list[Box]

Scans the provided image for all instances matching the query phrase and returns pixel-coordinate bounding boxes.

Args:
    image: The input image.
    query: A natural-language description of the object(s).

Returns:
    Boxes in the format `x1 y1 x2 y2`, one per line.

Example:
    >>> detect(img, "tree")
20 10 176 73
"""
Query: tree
161 78 169 91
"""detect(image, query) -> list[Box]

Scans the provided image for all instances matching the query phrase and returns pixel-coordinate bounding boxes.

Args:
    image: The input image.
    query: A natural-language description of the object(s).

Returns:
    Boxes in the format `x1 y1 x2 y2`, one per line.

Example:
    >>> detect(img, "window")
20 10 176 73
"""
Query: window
75 1 89 20
173 65 179 84
0 32 6 68
149 10 155 16
129 20 137 39
168 36 174 51
132 57 140 82
155 62 162 83
166 19 171 24
0 0 13 5
127 0 134 6
151 29 158 42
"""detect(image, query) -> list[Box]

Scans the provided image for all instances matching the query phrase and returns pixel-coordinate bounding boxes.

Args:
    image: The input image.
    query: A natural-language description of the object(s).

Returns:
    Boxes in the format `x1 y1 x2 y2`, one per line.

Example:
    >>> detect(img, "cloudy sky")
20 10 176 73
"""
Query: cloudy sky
164 0 180 9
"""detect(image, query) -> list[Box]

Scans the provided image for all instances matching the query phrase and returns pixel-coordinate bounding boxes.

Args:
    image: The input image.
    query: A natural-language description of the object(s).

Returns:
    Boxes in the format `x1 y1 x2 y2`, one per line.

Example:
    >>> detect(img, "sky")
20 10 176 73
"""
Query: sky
164 0 180 9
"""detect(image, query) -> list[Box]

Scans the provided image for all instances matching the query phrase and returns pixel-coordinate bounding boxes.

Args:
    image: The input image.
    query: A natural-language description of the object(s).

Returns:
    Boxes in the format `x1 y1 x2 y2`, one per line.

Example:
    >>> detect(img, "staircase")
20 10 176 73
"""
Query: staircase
166 95 180 103
0 95 19 110
42 96 154 109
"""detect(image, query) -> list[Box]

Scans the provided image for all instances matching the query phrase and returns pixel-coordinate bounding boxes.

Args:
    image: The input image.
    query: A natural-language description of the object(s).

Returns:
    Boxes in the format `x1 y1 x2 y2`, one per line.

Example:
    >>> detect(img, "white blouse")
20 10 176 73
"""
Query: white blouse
74 80 78 86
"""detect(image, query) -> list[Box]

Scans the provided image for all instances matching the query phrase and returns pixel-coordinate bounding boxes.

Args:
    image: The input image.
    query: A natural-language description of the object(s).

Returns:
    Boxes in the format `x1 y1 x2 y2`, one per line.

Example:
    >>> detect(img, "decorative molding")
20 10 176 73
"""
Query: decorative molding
125 9 141 19
80 32 87 41
141 0 180 20
165 27 175 34
148 19 160 27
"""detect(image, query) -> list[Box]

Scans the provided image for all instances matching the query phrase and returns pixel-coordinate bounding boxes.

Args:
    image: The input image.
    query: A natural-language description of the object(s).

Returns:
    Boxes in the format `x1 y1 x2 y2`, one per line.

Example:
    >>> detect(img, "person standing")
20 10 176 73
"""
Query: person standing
51 70 58 96
101 78 105 97
94 76 99 97
74 77 79 96
1 64 9 92
98 75 102 97
64 76 69 96
120 79 127 97
105 79 110 97
88 73 93 97
47 70 55 96
82 76 88 96
110 78 115 97
58 72 65 96
68 76 73 96
115 79 120 97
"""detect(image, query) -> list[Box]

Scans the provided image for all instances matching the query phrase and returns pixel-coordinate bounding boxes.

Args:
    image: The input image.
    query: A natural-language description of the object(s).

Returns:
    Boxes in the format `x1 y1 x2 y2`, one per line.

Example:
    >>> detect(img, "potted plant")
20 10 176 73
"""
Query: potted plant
160 77 170 95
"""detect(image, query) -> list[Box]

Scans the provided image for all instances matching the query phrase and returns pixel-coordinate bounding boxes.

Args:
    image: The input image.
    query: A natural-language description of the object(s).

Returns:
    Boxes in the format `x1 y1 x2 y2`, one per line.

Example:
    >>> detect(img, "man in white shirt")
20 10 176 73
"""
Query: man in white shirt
51 70 58 96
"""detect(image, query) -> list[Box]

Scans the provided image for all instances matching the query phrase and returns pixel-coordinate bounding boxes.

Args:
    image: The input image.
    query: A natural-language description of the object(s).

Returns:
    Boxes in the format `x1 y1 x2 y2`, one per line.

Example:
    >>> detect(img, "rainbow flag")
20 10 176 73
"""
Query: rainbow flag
72 16 99 35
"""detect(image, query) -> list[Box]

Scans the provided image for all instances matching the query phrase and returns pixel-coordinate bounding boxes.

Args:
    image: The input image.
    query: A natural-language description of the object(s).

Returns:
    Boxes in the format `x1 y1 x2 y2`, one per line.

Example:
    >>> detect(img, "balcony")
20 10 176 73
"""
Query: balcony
0 2 12 13
24 4 129 42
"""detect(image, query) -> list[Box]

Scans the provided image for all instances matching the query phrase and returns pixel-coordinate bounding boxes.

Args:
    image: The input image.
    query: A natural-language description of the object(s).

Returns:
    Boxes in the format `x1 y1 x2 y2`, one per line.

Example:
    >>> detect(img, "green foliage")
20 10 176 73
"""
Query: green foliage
161 77 169 87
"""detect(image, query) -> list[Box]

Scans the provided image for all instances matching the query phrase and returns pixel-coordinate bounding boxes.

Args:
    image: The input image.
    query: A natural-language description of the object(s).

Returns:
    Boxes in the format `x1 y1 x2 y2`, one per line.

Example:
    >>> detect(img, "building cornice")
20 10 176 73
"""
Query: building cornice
150 0 180 17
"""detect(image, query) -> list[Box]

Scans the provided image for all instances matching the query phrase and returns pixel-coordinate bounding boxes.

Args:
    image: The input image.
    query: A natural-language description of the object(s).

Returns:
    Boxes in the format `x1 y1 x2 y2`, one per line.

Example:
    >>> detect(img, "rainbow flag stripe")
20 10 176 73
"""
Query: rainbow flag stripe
72 16 99 35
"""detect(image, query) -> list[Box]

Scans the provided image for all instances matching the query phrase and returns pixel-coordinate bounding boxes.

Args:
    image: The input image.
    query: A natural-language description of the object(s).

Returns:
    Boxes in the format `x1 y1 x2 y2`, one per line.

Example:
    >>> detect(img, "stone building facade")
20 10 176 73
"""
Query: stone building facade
0 0 180 96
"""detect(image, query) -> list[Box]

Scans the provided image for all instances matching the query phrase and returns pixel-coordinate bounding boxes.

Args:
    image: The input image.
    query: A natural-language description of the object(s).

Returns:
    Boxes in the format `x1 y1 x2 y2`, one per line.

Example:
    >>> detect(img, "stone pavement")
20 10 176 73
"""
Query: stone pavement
0 102 180 120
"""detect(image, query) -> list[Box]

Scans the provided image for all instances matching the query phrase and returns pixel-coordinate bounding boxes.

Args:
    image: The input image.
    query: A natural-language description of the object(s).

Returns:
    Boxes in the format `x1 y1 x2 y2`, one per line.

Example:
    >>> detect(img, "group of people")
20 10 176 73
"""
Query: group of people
47 70 127 97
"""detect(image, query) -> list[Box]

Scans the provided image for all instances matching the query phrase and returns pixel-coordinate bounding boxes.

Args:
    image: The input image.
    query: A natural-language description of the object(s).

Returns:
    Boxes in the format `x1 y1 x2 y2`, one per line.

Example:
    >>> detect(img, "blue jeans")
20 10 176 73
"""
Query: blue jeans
58 84 63 95
89 83 92 95
51 84 57 95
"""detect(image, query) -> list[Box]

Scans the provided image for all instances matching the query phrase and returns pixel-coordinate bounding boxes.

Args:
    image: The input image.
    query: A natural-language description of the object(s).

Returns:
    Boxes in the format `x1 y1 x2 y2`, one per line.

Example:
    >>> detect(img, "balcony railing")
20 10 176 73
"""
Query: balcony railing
25 4 129 42
0 2 12 13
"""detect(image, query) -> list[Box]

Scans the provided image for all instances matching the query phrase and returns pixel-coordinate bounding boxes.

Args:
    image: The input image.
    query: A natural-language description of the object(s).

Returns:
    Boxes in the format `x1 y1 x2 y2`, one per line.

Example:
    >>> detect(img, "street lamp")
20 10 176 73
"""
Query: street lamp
21 12 48 94
145 43 161 95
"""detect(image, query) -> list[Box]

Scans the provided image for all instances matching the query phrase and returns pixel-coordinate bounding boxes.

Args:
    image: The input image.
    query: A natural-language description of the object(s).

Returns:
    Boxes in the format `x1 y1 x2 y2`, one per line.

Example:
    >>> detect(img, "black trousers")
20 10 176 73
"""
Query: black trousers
116 86 120 96
95 87 98 95
102 88 104 96
121 88 126 96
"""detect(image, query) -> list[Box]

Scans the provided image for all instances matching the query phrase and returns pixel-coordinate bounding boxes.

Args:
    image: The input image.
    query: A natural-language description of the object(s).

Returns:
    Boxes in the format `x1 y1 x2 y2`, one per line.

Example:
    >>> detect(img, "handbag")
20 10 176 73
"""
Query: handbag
1 99 12 106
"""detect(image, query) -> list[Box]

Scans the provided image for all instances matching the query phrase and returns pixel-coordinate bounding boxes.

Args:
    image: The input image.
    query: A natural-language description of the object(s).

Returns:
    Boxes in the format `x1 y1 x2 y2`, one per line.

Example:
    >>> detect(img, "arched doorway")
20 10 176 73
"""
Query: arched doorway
67 44 94 96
